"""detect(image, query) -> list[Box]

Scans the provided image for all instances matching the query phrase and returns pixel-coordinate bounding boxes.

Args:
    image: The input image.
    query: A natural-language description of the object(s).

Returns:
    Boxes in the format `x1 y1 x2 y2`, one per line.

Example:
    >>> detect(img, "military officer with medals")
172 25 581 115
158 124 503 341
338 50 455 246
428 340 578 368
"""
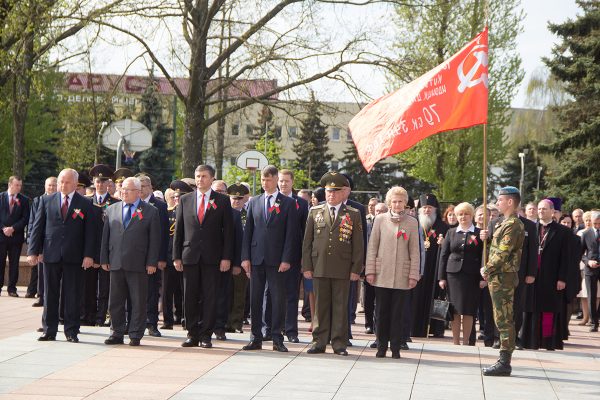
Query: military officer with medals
302 172 364 356
161 180 193 329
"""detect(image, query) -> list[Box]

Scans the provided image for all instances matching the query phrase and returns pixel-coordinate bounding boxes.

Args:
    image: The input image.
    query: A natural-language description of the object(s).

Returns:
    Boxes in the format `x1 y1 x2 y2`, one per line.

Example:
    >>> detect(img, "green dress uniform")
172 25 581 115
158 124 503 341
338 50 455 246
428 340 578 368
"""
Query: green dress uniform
302 201 364 353
482 186 525 376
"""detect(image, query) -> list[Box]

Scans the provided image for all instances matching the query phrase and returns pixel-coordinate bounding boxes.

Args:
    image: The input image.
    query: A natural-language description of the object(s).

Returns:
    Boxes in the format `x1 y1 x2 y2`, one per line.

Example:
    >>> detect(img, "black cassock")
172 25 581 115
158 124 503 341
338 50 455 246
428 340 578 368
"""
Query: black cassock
411 218 448 337
522 221 570 350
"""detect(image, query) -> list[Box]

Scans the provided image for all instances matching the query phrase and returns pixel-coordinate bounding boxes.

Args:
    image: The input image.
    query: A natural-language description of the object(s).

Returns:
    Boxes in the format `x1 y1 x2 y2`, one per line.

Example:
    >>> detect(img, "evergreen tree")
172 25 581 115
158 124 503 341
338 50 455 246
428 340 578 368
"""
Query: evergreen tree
137 74 175 191
541 0 600 210
293 93 332 183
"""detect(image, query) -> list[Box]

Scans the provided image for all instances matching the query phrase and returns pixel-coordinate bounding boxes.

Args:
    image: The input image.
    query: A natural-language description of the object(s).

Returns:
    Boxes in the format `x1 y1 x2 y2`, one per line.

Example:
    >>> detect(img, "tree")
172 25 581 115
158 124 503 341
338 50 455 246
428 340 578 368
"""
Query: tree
97 0 396 177
388 0 524 203
540 0 600 210
293 93 332 183
137 73 175 190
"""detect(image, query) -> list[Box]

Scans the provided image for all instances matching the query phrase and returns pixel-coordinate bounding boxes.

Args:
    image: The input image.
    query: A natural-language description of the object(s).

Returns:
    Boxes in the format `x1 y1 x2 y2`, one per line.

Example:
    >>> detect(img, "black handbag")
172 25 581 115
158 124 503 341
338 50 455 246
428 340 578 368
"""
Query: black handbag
430 290 451 321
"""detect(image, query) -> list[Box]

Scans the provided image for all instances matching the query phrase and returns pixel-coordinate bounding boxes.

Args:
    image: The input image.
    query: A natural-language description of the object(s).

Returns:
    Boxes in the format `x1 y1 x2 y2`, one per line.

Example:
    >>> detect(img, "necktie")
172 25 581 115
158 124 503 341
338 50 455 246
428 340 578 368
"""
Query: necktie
265 195 273 221
198 193 205 224
330 206 336 222
61 195 69 220
123 204 133 228
9 195 15 213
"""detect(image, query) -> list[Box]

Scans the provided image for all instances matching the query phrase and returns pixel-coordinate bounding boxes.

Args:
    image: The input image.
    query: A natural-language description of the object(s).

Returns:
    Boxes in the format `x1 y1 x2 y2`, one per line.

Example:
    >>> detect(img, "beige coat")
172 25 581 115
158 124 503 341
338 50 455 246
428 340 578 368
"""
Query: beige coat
365 212 420 289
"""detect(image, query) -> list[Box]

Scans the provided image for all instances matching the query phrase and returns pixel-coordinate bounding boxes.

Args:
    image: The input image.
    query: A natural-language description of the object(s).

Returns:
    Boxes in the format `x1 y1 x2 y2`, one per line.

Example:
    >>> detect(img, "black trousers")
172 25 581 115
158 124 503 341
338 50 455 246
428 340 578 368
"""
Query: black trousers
0 240 23 293
283 263 302 337
363 280 376 329
83 268 99 324
37 262 45 299
27 263 38 296
162 265 183 325
251 264 285 344
183 264 220 341
375 287 407 352
215 270 232 331
146 270 161 328
110 269 148 340
43 262 83 337
96 268 110 324
585 273 600 325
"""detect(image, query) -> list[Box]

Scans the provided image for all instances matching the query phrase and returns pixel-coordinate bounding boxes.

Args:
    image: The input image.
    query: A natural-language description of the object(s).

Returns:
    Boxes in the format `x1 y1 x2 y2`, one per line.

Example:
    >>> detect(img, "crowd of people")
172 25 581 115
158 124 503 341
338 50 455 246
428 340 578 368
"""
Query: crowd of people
0 164 598 377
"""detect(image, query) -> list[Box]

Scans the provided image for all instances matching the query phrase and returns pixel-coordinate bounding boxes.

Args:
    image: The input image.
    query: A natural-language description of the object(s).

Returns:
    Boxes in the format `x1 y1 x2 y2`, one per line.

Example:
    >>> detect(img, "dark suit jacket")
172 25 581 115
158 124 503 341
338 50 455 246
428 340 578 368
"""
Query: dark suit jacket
232 209 243 267
566 230 583 300
173 190 234 265
100 200 160 272
0 191 30 243
534 221 570 312
92 193 120 263
28 192 96 264
27 194 42 244
241 192 297 266
291 194 309 264
581 228 600 276
438 226 483 279
146 194 169 263
346 198 367 265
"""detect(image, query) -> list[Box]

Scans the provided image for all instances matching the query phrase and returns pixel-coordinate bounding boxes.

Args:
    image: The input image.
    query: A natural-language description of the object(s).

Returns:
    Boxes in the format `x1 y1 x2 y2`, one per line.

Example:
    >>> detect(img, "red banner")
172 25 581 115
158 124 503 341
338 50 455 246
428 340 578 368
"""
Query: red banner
349 28 489 172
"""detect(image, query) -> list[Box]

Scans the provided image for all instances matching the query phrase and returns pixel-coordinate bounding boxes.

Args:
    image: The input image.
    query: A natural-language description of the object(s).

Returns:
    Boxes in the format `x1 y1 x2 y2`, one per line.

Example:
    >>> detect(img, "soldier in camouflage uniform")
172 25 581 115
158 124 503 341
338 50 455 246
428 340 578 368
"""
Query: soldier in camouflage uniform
481 186 525 376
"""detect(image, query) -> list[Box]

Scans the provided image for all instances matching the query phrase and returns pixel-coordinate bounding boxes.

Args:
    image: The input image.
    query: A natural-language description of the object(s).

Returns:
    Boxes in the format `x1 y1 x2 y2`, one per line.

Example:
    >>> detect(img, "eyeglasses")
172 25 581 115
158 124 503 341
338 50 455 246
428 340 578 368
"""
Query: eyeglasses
121 188 139 193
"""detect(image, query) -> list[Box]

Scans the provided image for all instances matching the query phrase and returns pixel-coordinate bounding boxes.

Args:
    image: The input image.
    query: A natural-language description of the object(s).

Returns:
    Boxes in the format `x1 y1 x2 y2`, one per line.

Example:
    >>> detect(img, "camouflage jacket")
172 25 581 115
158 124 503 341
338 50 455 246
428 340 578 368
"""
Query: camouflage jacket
484 214 525 276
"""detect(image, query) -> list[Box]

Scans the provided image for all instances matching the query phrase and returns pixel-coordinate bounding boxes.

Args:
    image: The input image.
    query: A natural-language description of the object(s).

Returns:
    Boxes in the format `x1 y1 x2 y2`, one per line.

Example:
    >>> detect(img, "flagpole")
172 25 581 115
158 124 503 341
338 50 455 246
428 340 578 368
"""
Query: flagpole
482 123 488 265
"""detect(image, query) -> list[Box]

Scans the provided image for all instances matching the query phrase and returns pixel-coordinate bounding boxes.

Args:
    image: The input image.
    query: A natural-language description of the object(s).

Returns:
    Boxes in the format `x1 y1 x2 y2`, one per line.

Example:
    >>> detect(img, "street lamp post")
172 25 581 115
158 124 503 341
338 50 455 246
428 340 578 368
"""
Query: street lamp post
518 148 529 196
537 165 543 191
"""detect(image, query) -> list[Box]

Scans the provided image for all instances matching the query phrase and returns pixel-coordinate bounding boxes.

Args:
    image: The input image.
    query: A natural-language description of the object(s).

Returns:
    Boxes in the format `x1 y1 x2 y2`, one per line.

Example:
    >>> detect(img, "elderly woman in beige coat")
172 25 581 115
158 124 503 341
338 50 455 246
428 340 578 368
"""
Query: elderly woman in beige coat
366 186 420 359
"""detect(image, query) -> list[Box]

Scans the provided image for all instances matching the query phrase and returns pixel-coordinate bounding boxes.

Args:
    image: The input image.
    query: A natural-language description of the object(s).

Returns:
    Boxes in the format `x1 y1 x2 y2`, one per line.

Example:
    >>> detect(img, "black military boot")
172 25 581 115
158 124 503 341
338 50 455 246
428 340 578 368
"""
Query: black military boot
482 351 512 376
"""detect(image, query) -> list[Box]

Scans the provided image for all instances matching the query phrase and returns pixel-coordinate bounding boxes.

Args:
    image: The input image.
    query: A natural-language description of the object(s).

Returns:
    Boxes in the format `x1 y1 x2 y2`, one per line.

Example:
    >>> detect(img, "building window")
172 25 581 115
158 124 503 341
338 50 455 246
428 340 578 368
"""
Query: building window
232 123 240 136
246 124 254 138
230 156 237 165
331 160 339 170
331 127 340 141
280 158 287 166
288 126 297 138
274 126 282 138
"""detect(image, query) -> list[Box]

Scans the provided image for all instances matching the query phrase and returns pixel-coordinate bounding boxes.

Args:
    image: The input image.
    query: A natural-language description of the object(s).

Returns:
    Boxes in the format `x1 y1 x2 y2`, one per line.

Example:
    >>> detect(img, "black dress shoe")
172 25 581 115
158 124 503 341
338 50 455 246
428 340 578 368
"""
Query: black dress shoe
375 349 386 358
225 327 236 333
263 334 273 342
242 341 262 350
147 326 162 337
32 300 43 307
129 338 141 346
576 311 583 320
160 324 173 330
391 350 401 359
36 327 44 332
200 340 213 348
369 342 378 349
287 336 299 343
406 338 412 343
273 342 288 352
181 338 199 347
214 331 227 341
104 336 124 345
590 325 598 332
334 349 348 356
243 319 250 325
25 293 35 298
365 327 374 334
400 342 409 351
347 340 353 347
307 344 325 354
8 292 18 297
38 334 56 341
66 335 79 343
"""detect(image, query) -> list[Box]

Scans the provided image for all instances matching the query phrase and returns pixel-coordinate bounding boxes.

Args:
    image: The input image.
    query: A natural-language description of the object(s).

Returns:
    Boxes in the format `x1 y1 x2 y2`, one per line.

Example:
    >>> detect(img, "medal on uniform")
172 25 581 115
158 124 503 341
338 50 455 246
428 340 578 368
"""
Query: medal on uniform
424 239 431 249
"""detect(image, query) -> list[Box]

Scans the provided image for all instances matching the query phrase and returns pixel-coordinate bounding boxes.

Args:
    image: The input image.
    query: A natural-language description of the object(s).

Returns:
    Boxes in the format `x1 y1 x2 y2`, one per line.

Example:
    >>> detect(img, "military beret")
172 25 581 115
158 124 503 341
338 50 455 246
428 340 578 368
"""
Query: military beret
169 180 194 194
546 197 562 211
320 171 349 191
498 186 520 196
89 164 114 181
419 193 439 209
227 183 249 198
112 168 134 184
77 172 92 188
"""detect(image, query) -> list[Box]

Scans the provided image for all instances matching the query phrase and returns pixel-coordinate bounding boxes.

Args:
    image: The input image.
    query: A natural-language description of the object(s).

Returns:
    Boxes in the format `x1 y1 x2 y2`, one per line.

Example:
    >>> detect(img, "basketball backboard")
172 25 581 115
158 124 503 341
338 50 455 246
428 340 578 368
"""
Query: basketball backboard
102 119 152 152
236 150 269 170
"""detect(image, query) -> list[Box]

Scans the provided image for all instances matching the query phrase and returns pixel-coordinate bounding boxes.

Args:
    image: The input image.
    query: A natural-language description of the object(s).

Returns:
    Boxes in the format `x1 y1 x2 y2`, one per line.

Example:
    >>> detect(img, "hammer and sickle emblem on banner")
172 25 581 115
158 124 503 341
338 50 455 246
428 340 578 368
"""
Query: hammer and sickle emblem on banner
457 44 488 93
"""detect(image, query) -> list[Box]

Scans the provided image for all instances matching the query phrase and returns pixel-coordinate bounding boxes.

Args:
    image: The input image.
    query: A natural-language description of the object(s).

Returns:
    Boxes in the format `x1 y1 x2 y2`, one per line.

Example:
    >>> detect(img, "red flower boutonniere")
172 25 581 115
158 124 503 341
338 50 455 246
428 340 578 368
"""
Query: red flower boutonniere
396 229 408 240
208 199 217 210
72 209 85 220
427 229 437 238
468 235 479 246
14 197 21 207
269 201 281 214
132 208 144 221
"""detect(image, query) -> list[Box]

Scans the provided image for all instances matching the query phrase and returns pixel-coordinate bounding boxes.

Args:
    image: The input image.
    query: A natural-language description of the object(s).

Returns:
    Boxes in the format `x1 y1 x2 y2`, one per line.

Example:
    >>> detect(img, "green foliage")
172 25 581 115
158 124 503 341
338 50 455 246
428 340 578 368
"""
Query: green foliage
389 0 524 203
137 75 175 190
541 0 600 210
292 93 332 183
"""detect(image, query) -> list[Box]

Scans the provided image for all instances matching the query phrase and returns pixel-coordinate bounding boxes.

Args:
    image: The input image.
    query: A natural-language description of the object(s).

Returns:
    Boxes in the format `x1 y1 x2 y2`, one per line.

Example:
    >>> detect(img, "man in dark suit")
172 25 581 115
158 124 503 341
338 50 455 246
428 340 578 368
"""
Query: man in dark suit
101 177 160 346
1 175 30 297
138 173 169 337
26 176 57 304
277 169 309 343
173 165 234 348
581 211 600 332
27 169 96 342
86 164 119 327
241 165 297 352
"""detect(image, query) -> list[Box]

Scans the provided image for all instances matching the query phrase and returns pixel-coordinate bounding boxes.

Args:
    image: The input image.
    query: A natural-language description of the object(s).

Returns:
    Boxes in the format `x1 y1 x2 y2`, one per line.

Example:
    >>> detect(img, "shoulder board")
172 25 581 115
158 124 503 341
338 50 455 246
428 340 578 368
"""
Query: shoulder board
311 204 326 210
345 205 359 213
